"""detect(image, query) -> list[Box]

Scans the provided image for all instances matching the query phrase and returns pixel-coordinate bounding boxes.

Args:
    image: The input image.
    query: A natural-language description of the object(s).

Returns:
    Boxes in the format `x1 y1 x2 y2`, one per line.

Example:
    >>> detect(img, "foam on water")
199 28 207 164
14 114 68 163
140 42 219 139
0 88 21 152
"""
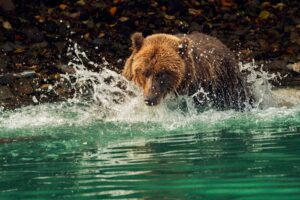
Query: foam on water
0 44 299 132
240 60 282 108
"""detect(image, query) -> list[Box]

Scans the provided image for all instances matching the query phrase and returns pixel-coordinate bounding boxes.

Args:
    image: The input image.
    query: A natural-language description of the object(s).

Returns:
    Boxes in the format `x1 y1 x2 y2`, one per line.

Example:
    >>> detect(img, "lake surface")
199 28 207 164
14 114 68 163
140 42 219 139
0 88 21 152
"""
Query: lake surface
1 50 300 199
1 102 300 200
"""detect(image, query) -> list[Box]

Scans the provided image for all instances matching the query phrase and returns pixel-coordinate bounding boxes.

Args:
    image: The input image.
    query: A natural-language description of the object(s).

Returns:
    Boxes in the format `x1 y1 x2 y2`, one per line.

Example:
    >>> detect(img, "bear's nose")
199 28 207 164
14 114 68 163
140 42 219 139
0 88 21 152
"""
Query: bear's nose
144 97 156 106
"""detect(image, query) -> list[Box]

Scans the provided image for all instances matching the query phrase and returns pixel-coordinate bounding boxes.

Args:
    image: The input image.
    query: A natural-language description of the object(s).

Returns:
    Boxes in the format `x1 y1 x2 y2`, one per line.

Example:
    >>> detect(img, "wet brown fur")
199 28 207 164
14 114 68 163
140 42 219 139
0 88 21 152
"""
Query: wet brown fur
122 32 253 110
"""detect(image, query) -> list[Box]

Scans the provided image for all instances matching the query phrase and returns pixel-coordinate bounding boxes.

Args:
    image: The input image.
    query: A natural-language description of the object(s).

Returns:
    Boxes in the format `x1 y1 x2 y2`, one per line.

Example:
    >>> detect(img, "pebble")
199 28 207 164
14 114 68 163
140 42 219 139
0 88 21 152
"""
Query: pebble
119 17 129 22
20 71 37 78
3 21 12 30
287 62 300 73
54 64 76 74
32 96 39 103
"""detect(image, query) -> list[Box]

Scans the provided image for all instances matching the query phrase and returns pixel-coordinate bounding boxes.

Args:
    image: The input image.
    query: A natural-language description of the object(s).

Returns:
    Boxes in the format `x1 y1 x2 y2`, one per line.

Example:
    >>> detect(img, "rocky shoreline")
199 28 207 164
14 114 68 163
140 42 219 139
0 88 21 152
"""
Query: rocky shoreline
0 0 300 109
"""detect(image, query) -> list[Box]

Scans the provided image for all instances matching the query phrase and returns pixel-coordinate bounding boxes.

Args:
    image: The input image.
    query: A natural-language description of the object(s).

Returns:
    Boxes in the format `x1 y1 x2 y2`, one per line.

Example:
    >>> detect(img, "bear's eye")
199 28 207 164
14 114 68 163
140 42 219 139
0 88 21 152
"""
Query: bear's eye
159 80 172 91
156 73 167 80
142 70 151 77
156 72 174 90
160 80 166 86
156 74 167 85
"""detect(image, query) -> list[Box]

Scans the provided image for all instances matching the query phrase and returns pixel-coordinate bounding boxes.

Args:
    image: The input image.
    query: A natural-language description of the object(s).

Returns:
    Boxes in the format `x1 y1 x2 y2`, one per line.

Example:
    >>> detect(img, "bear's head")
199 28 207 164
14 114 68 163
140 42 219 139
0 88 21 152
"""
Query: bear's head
122 32 189 106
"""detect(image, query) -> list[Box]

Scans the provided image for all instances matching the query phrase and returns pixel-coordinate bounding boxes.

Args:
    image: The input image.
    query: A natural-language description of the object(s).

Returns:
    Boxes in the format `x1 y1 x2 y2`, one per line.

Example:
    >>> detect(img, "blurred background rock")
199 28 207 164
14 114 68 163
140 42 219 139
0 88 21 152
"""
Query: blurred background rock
0 0 299 109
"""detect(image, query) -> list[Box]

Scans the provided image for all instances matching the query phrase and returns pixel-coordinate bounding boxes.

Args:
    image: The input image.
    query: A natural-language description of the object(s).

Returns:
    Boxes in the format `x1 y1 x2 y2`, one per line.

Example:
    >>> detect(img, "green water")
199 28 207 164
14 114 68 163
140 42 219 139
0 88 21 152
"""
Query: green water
1 104 300 200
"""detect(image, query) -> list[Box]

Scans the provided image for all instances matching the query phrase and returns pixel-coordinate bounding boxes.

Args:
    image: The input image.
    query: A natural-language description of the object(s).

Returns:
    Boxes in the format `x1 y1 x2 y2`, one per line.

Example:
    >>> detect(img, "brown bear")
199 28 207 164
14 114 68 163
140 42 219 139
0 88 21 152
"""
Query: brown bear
122 32 253 110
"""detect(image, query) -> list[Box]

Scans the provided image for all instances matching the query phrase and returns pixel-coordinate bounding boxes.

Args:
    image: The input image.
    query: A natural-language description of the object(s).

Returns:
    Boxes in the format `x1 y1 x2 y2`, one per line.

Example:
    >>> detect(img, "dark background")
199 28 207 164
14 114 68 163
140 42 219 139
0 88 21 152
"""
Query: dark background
0 0 299 108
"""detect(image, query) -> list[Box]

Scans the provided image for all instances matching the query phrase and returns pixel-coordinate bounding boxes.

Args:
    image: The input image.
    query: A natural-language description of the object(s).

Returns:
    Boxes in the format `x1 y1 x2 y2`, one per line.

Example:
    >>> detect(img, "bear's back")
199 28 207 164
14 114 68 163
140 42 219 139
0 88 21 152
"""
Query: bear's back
178 32 252 110
179 32 238 72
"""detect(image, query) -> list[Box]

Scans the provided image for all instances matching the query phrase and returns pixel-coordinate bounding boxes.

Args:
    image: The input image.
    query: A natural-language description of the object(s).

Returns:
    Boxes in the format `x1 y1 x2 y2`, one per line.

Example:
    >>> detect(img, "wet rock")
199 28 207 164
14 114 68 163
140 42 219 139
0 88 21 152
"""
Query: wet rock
91 38 112 48
54 85 73 99
0 74 15 84
43 20 58 33
262 60 289 73
165 0 186 15
54 64 76 74
290 31 300 45
220 0 235 7
78 9 90 21
190 22 201 32
119 17 129 22
201 23 213 34
0 55 10 73
2 21 12 30
23 27 45 43
245 8 260 18
281 76 300 87
0 42 15 52
54 41 66 52
30 41 48 49
76 0 85 6
68 11 81 19
0 0 15 11
13 79 34 95
258 10 271 20
175 20 189 32
258 39 270 50
15 95 34 107
58 25 69 37
0 86 14 100
287 62 300 74
42 0 60 7
188 8 203 17
38 84 54 94
19 71 36 78
32 95 38 103
58 3 67 10
164 14 175 20
0 0 299 110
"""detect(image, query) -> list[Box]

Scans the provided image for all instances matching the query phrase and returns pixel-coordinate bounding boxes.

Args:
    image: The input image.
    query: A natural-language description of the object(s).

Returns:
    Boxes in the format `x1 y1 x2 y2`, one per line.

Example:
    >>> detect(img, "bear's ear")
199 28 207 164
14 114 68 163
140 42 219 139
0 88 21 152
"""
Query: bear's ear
178 37 189 57
131 32 144 51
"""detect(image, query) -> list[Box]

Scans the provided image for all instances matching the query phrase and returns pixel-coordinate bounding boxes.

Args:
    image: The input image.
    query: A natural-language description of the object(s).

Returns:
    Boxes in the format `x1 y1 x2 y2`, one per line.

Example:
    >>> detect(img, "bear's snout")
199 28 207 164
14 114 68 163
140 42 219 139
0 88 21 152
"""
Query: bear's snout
143 76 164 106
144 96 159 106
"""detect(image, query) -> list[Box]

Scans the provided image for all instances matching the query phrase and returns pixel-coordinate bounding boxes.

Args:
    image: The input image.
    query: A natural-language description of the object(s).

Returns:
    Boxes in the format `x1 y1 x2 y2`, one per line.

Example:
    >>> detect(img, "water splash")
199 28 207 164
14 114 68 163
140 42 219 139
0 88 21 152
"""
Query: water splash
0 44 299 131
64 43 138 108
62 44 287 117
240 60 282 109
61 43 201 124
